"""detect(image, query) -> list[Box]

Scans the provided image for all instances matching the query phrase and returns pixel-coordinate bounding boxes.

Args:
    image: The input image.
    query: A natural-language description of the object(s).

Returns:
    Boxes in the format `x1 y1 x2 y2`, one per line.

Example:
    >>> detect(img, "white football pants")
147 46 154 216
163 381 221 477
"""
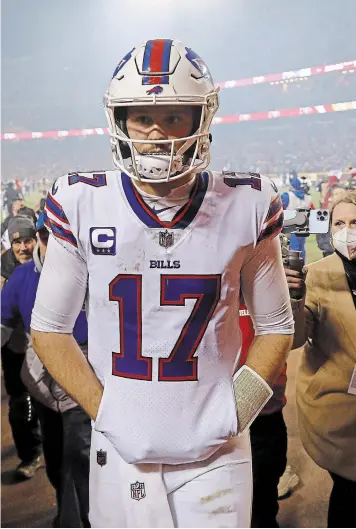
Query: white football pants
89 429 252 528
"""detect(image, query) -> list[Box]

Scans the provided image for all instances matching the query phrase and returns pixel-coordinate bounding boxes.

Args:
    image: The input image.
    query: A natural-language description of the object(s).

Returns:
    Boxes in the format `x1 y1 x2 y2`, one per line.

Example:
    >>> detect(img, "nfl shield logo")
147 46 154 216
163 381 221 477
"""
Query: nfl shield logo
159 230 174 248
97 450 107 467
130 481 146 501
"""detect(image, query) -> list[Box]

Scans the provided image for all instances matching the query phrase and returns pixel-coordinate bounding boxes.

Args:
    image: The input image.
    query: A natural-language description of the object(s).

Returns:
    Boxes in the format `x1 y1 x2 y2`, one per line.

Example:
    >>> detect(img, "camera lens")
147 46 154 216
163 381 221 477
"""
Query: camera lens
323 211 328 216
319 215 325 221
317 211 322 216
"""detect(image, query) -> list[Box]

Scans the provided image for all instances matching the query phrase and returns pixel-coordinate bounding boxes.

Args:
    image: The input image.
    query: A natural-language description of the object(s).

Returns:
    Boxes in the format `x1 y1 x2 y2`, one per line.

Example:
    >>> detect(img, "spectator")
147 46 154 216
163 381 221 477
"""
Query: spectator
327 184 347 206
1 198 25 233
286 192 356 528
3 182 23 216
1 199 37 251
0 216 42 480
2 212 91 528
1 216 37 285
281 173 313 263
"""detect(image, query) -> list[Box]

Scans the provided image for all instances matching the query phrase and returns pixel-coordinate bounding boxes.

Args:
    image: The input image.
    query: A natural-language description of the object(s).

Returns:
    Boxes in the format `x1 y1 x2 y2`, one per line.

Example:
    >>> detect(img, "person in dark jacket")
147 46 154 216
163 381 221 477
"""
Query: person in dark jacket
1 216 42 479
1 216 37 285
3 182 23 216
1 201 37 252
1 212 91 528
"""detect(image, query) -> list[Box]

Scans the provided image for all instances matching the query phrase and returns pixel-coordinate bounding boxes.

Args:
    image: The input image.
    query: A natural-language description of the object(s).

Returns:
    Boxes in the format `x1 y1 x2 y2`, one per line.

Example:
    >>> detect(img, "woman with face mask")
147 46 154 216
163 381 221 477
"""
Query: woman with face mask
285 191 356 528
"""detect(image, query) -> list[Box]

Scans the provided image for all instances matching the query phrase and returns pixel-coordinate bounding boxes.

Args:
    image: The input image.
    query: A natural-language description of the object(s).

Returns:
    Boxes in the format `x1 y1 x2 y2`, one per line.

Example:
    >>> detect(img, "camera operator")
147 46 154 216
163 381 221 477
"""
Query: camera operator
285 192 356 528
281 173 314 263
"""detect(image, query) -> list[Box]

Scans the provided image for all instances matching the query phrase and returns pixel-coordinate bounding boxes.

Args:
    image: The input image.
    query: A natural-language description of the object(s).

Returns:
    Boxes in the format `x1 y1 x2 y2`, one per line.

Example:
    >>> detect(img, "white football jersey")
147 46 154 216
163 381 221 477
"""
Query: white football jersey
39 169 291 465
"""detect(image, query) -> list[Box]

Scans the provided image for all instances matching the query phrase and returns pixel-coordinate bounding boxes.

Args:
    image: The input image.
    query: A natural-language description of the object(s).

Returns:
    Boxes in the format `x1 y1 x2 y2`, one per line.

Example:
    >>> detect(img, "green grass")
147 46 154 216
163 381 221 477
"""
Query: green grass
26 191 43 211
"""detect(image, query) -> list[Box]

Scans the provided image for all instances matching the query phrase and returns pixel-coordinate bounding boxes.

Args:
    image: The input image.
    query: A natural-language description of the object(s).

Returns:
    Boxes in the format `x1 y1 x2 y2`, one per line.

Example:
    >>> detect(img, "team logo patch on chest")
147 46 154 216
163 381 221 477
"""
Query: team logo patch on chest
90 227 116 255
145 227 190 251
159 230 174 248
130 481 146 501
97 449 107 466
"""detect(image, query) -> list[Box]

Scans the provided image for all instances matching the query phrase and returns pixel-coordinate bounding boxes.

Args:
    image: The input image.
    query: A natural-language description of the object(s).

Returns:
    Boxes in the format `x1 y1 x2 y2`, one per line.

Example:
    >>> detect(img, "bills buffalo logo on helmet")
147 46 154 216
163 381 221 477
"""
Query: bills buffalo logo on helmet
146 85 163 95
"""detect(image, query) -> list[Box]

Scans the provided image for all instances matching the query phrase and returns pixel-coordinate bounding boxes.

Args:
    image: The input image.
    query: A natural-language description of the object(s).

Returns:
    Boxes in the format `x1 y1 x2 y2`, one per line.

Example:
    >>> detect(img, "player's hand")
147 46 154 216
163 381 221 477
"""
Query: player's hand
284 267 307 299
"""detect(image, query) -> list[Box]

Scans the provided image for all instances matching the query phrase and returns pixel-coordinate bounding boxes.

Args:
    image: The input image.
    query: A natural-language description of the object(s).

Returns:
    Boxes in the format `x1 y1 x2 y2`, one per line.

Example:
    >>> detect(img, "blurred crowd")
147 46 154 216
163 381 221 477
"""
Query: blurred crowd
2 114 355 184
213 114 356 175
219 71 356 116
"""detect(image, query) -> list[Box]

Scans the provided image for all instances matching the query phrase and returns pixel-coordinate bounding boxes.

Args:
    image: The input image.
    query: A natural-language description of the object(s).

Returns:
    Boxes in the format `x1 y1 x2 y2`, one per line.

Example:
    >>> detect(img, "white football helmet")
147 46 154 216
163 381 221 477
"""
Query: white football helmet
104 39 219 183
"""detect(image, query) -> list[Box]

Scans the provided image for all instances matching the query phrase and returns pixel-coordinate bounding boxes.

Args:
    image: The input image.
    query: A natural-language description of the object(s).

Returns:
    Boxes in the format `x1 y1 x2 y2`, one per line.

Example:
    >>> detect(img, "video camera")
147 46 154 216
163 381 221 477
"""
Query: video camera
280 208 329 296
282 207 329 236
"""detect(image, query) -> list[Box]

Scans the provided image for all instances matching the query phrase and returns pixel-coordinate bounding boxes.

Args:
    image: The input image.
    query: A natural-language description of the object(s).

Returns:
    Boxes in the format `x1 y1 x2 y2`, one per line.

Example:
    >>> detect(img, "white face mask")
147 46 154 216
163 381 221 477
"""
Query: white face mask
332 227 356 260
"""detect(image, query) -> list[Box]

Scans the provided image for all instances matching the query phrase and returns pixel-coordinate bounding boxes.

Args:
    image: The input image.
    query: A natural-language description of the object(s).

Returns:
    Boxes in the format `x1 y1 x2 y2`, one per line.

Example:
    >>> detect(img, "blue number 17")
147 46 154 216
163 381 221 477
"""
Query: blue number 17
109 274 221 381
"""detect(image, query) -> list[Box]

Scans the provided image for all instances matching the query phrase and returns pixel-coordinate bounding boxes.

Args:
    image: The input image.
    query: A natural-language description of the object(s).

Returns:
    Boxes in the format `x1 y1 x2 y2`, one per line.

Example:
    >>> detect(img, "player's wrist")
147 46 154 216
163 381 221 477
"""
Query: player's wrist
232 365 273 436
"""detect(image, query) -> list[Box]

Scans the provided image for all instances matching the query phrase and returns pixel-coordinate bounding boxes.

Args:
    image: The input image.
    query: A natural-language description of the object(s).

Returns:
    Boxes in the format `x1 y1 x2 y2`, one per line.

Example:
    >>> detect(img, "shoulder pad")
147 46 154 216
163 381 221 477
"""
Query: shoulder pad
223 171 262 191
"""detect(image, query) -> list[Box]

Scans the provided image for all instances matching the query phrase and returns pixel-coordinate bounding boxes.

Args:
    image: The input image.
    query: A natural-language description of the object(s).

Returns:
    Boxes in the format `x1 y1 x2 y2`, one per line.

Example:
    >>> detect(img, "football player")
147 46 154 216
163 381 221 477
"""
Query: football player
31 39 294 528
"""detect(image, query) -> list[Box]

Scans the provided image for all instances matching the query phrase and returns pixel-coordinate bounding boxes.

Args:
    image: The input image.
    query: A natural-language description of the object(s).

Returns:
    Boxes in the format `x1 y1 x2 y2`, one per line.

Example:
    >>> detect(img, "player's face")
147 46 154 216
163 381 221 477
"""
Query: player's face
126 106 194 154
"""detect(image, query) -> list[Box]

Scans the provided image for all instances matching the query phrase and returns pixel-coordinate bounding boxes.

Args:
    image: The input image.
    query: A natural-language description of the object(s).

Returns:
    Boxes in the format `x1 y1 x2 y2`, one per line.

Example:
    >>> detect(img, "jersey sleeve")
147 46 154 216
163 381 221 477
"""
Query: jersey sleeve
32 175 88 335
240 236 294 336
257 180 284 243
44 176 83 259
31 235 88 334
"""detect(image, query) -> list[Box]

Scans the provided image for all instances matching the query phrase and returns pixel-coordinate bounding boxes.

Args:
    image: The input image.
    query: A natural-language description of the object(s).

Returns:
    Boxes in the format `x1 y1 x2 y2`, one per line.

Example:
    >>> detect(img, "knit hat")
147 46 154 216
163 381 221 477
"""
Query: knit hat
8 215 36 244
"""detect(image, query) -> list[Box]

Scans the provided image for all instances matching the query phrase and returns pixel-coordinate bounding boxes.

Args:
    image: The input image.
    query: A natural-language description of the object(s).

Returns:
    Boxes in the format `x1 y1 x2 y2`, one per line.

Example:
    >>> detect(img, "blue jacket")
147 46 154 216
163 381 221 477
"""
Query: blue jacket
1 259 87 344
1 248 88 412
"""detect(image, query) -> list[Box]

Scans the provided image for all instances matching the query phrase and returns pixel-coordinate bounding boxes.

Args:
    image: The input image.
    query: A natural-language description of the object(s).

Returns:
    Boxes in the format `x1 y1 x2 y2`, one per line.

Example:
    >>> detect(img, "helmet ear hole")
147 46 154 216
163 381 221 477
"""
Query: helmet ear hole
190 107 202 136
113 107 131 159
184 107 204 160
114 107 128 135
118 142 131 160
